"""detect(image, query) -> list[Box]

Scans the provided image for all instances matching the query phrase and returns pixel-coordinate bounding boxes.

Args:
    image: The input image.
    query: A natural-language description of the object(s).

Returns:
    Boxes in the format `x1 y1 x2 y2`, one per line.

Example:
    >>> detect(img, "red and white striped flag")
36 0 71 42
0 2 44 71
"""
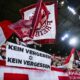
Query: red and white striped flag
0 62 69 80
64 48 76 69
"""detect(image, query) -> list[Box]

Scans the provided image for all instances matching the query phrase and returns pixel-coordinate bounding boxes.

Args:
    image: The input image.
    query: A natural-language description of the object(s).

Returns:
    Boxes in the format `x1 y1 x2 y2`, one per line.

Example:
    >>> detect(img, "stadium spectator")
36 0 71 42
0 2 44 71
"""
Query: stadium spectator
0 50 6 60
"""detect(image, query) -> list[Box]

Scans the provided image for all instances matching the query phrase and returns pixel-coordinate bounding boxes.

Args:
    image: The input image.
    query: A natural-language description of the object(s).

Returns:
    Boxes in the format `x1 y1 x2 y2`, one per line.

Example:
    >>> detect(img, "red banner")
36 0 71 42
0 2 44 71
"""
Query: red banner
4 73 29 80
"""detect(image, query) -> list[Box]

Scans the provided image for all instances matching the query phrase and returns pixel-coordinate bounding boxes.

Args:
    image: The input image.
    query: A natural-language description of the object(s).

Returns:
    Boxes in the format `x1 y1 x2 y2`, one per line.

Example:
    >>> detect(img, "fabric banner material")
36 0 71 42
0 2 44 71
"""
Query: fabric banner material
20 2 57 44
29 0 50 38
62 48 76 69
0 20 13 46
0 65 69 80
0 27 6 46
9 20 31 41
6 42 51 70
0 60 80 80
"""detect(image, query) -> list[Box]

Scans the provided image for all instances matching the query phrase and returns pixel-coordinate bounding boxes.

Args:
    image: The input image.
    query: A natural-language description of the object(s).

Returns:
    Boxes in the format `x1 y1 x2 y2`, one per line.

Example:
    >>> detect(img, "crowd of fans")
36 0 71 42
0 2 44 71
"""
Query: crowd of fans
0 34 40 60
0 43 80 71
0 35 80 71
51 54 80 71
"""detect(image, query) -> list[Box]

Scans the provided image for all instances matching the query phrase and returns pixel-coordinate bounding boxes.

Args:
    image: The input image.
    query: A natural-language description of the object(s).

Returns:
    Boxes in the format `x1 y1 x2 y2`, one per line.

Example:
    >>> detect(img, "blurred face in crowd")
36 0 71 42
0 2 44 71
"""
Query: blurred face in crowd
1 50 6 59
51 54 55 61
2 51 6 57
